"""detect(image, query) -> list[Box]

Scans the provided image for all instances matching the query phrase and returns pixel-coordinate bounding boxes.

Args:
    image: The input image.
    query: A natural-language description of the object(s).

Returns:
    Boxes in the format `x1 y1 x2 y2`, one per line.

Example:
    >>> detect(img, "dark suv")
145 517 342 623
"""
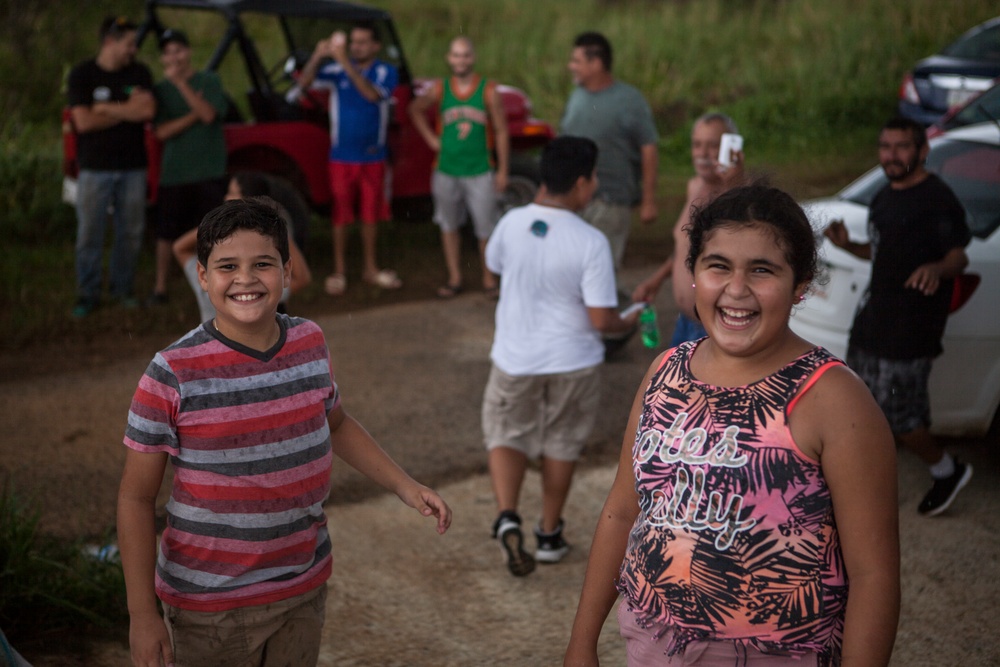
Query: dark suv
62 0 553 212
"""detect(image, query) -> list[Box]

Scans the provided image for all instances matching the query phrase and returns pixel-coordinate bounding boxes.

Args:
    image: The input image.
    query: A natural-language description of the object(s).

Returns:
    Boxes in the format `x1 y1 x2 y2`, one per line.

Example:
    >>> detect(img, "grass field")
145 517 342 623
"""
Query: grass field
1 0 997 348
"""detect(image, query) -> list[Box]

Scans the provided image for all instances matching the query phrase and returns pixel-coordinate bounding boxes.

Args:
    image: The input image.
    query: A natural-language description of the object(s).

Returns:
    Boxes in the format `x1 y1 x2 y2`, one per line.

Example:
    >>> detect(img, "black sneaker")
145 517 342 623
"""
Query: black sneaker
534 520 569 564
918 460 973 516
491 510 535 577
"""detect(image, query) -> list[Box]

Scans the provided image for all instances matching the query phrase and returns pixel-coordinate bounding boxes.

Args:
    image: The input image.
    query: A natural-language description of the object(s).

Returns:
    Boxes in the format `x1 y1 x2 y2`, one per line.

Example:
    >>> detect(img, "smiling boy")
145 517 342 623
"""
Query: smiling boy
118 198 451 666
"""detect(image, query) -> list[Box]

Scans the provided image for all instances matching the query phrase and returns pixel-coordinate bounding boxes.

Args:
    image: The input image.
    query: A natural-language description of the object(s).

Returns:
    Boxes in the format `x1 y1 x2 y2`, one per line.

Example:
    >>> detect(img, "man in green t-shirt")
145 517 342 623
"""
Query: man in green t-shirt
409 36 509 298
149 29 229 306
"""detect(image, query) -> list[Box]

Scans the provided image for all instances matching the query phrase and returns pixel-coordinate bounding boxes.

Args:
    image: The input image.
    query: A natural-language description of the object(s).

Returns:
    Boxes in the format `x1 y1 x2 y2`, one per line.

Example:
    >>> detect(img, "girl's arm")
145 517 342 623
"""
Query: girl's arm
794 365 900 667
117 448 174 667
328 405 451 534
564 355 660 667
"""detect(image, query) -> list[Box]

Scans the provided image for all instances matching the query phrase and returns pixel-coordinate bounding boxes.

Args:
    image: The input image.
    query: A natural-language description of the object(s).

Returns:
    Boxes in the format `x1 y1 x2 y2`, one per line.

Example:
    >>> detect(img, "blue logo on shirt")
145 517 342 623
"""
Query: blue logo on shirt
530 220 548 238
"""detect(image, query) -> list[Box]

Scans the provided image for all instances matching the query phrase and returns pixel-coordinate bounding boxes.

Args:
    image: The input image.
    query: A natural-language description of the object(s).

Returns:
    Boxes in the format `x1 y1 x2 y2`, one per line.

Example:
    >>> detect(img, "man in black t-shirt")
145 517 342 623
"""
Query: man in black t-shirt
825 117 972 517
66 16 155 317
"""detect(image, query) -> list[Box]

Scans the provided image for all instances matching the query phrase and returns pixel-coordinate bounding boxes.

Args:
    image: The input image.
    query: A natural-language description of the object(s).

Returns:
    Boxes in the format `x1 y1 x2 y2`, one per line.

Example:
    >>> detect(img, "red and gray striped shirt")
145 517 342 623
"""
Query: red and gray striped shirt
124 315 338 612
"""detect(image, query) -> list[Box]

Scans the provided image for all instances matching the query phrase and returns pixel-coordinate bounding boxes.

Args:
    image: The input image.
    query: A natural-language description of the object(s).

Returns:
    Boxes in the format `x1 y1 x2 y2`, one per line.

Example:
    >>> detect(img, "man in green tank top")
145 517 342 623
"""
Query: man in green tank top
410 36 509 298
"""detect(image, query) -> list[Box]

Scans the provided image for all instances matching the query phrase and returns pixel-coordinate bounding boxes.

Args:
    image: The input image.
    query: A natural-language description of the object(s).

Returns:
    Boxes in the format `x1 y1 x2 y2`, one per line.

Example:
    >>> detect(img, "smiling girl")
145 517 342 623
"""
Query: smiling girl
565 184 900 667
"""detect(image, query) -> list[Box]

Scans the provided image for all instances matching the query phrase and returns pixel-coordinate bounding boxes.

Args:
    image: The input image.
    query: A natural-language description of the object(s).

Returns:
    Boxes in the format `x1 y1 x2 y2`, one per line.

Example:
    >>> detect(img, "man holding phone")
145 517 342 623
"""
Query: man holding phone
632 112 745 346
296 22 401 296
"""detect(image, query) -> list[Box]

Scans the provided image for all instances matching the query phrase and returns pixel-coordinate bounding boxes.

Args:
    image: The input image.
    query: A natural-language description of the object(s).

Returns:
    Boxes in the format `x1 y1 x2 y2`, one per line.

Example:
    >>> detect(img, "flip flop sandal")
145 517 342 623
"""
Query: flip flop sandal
324 273 347 296
365 269 402 290
436 284 463 298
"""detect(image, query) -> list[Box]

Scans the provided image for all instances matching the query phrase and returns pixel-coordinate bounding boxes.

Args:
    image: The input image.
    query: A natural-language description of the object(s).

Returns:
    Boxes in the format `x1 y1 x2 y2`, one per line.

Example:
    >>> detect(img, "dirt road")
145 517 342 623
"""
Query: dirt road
3 266 998 666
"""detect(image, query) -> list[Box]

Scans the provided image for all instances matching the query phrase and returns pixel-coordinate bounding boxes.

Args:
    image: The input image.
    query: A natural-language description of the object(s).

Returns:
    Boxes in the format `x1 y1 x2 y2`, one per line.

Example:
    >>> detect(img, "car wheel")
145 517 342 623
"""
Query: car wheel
499 174 538 213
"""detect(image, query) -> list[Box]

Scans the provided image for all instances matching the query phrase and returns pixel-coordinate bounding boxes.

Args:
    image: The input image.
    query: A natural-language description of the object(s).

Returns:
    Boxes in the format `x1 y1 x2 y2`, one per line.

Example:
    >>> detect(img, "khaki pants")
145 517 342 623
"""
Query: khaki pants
580 198 633 270
163 585 327 667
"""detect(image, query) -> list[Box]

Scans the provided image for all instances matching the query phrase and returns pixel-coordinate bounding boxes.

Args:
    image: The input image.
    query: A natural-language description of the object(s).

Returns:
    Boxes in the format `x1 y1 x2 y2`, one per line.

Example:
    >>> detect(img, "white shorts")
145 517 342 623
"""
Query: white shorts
432 171 499 239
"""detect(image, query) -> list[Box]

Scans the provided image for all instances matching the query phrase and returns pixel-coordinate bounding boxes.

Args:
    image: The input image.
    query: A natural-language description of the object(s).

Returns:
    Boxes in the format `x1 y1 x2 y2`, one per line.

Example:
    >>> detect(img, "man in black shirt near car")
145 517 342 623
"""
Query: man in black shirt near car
825 117 972 517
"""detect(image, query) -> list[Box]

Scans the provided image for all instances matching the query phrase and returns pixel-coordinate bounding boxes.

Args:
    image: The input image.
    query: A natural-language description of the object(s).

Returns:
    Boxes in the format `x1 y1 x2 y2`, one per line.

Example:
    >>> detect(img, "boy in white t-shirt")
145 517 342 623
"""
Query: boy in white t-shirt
482 136 641 576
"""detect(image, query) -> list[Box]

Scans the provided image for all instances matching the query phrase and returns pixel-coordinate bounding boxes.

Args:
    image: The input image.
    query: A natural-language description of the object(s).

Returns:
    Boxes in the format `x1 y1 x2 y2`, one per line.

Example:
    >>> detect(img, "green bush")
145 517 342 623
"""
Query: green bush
0 127 76 245
0 483 128 649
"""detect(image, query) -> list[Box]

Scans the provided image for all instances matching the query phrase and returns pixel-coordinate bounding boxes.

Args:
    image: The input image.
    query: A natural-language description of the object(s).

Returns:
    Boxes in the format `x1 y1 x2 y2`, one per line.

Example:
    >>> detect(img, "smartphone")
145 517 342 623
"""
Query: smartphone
718 133 743 167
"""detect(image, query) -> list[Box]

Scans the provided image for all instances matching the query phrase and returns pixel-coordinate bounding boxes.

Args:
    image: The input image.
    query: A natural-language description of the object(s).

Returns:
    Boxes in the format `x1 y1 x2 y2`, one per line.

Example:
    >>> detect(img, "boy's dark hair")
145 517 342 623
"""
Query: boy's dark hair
100 15 137 41
686 182 819 289
352 21 381 43
158 28 190 51
573 32 612 71
540 136 598 195
882 116 927 150
197 198 290 267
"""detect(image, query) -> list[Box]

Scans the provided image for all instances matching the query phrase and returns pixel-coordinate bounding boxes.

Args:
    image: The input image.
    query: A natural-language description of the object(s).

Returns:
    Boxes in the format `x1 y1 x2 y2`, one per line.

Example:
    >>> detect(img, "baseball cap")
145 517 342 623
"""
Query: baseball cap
100 15 138 40
159 29 190 50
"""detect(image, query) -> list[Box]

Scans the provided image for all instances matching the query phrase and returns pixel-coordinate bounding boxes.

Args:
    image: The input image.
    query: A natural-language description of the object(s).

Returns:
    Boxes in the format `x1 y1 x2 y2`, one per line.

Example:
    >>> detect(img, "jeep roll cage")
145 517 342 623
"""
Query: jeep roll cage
137 0 413 111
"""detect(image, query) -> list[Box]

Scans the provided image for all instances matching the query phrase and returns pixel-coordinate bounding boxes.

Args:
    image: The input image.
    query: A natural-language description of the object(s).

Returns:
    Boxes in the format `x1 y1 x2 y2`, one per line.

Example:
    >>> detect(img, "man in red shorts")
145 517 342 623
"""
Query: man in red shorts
297 22 401 295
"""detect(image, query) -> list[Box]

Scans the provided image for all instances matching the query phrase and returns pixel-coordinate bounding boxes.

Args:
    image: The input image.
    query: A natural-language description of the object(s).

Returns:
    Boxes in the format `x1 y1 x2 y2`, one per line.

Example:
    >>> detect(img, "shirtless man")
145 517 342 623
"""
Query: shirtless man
631 113 744 346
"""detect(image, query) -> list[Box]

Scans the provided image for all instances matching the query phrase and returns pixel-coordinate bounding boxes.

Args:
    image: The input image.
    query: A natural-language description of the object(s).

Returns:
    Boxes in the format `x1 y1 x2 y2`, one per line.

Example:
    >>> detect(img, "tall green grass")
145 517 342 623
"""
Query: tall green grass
1 0 997 348
387 0 995 167
0 483 128 655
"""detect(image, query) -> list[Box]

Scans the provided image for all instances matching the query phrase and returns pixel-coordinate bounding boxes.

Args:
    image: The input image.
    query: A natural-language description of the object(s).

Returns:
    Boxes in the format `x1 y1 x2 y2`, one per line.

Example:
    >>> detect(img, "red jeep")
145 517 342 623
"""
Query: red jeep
62 0 553 212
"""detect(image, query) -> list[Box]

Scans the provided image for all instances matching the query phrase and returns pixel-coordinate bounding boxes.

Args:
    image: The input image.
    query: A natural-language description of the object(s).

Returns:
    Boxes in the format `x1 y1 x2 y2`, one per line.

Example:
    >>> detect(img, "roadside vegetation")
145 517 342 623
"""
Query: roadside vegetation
0 484 129 657
1 0 995 350
0 0 996 655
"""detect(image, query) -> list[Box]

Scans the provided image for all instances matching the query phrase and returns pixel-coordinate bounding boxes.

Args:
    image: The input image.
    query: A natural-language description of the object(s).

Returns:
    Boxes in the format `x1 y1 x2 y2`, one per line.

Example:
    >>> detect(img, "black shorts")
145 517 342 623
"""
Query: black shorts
847 346 932 435
155 178 228 241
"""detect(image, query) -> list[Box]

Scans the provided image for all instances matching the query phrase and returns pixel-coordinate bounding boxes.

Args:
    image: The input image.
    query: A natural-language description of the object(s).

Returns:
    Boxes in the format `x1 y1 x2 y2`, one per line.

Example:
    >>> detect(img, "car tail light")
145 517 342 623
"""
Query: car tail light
521 121 553 137
899 72 920 104
949 273 980 313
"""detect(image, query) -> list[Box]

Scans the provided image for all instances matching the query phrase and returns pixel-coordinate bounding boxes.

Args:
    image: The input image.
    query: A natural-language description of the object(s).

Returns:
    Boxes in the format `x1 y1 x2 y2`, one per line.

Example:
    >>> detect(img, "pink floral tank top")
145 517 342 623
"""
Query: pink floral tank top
617 342 847 664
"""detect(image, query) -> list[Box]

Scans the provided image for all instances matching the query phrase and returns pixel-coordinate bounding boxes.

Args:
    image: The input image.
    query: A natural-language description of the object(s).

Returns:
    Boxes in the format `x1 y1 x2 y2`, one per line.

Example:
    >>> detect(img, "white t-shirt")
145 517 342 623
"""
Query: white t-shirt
486 203 618 375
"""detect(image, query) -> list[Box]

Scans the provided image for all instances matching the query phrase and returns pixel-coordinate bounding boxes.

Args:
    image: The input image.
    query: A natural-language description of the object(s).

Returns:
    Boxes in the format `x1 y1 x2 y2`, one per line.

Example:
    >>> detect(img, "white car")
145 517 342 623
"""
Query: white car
790 122 1000 437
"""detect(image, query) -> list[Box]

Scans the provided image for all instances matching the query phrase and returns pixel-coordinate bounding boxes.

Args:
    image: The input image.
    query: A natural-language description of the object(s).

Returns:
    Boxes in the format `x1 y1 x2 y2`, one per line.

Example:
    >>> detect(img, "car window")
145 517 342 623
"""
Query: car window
838 167 887 207
947 85 1000 129
931 140 1000 239
841 138 1000 240
942 24 1000 61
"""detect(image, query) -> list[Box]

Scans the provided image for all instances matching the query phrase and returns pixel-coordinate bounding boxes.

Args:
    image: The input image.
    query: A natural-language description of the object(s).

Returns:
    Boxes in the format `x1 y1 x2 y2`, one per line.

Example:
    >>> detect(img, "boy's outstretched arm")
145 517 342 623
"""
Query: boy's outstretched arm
328 405 452 534
118 448 175 667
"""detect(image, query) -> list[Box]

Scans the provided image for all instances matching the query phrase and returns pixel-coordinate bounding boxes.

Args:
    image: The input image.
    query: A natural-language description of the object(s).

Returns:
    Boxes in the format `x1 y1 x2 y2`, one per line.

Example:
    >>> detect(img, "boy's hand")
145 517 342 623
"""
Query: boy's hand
402 485 452 534
824 219 849 248
129 611 174 666
631 274 660 305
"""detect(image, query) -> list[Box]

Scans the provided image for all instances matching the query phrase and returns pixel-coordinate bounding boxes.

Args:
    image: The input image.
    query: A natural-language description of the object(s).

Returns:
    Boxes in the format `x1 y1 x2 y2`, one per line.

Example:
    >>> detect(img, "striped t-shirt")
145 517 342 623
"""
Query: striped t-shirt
124 315 339 612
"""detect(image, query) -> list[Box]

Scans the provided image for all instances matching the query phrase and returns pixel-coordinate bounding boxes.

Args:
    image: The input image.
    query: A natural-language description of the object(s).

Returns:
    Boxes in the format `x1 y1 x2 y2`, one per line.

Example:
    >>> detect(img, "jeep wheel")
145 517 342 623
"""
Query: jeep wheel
499 174 538 213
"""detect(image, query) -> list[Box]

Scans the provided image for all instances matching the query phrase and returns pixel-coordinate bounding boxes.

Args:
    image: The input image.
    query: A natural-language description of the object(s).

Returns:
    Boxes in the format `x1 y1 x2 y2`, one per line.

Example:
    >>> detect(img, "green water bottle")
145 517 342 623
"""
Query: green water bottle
639 306 660 349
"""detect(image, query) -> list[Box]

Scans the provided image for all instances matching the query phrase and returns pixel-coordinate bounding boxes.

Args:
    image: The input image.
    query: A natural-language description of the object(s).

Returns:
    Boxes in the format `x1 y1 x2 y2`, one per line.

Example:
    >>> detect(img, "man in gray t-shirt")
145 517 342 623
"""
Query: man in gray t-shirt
560 31 659 270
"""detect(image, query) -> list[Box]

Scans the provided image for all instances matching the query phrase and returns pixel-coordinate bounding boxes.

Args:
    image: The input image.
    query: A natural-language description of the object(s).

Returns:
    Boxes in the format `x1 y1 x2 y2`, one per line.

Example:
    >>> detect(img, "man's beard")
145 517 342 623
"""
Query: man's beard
882 155 920 181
